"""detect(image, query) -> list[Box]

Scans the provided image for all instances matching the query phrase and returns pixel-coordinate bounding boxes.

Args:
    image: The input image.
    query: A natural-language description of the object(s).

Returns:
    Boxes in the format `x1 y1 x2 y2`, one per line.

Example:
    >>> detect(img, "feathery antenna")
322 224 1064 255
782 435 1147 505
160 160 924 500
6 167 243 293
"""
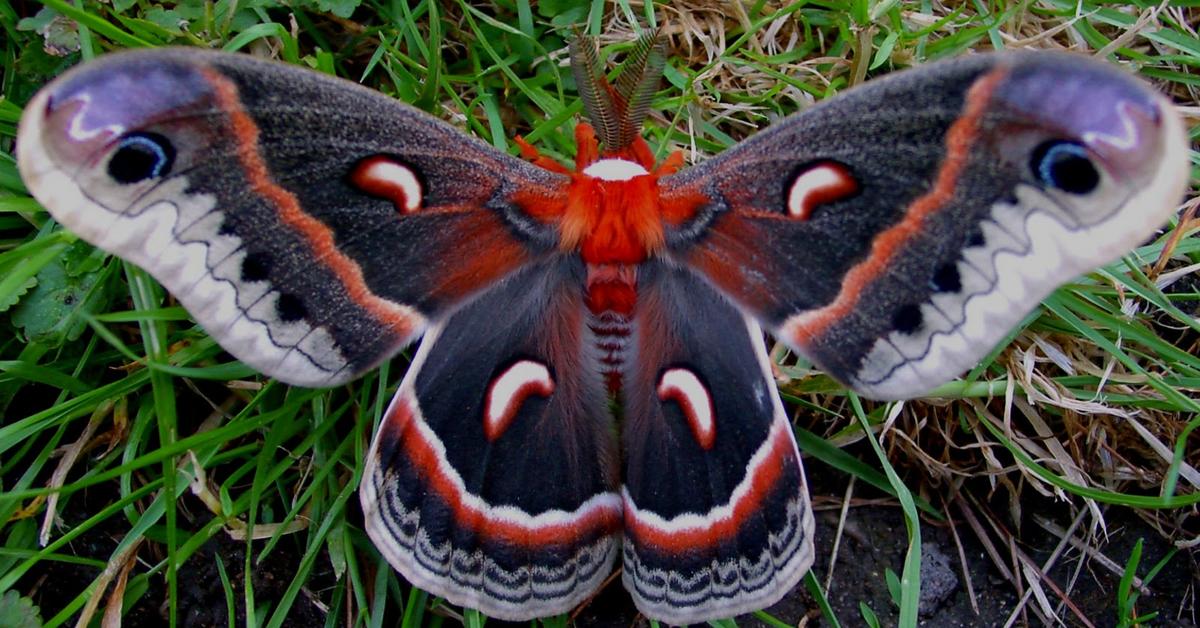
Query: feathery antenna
613 31 666 150
569 34 619 152
569 30 666 153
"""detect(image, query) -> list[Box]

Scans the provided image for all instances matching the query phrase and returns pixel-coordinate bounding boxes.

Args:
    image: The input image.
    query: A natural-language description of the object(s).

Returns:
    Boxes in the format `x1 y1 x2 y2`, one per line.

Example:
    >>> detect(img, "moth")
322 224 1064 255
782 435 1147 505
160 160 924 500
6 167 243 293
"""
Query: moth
16 33 1188 623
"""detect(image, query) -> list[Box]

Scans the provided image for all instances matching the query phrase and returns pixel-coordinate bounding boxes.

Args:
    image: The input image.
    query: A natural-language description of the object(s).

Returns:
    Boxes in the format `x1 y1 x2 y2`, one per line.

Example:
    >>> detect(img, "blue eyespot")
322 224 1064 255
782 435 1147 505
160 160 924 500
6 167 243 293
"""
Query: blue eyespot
107 133 175 184
1031 141 1099 195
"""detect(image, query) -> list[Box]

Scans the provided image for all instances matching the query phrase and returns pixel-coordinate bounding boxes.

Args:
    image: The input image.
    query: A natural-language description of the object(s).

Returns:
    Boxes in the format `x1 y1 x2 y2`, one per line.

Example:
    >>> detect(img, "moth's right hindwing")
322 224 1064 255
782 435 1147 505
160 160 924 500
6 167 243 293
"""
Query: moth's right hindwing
620 263 815 624
361 258 623 620
17 49 568 387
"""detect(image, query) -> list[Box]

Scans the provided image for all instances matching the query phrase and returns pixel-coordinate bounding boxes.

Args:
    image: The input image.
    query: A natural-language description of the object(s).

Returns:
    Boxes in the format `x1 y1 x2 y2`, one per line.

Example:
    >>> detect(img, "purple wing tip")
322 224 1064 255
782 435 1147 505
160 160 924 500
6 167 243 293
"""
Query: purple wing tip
24 52 213 171
997 53 1174 183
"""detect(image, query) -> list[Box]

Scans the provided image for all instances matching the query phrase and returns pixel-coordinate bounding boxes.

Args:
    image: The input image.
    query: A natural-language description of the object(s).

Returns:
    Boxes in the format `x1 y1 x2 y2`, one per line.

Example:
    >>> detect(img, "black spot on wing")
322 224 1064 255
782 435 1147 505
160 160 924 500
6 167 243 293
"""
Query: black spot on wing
931 263 961 293
892 303 923 335
241 251 272 282
276 293 307 322
965 225 986 248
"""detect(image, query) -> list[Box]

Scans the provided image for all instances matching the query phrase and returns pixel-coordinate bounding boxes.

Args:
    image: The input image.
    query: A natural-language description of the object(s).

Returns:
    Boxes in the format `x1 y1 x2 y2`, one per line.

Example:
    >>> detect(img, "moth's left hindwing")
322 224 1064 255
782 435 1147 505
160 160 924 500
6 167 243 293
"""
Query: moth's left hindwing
661 52 1189 400
17 49 567 386
362 257 622 620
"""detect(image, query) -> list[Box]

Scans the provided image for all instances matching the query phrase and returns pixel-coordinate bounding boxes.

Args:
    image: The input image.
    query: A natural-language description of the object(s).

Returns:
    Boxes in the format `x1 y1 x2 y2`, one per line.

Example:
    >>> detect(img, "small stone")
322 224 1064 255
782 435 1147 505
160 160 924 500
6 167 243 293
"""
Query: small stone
919 543 959 618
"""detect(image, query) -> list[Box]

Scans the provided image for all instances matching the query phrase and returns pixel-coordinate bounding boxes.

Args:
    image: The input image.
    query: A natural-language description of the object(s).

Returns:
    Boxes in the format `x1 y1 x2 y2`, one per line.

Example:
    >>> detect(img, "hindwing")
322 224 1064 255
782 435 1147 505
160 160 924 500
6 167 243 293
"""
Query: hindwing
620 262 815 623
361 257 622 619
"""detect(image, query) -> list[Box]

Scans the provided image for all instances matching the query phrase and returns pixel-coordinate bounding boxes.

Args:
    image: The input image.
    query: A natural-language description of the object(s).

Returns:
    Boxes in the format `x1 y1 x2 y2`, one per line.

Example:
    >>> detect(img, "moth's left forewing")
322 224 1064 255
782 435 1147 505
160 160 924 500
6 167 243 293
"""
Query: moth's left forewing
17 49 567 387
661 52 1189 400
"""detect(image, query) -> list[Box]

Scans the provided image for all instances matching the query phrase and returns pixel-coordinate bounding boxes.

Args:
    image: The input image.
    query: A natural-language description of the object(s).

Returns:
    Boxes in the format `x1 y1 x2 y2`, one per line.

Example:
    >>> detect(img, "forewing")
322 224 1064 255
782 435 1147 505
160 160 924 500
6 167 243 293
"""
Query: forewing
361 257 621 620
660 52 1189 399
619 262 814 623
17 49 567 387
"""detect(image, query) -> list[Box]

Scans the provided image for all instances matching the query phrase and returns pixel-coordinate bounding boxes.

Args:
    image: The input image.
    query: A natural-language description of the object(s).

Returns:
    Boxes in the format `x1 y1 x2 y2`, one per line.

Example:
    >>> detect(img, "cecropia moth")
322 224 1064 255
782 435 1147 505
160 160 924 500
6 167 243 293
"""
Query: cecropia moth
16 33 1188 623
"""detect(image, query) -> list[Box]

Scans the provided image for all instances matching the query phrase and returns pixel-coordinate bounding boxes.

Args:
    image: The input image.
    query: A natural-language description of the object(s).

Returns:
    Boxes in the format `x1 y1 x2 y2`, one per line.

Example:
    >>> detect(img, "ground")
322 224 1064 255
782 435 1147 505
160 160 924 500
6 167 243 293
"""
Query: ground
12 436 1197 626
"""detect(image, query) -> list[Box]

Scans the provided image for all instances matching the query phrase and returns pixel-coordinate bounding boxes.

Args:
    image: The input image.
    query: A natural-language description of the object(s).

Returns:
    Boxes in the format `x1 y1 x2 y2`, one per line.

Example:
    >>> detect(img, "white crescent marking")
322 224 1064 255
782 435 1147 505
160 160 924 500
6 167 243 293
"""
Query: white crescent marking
358 158 423 213
656 367 715 449
787 162 855 219
360 326 621 621
623 315 815 624
483 359 555 440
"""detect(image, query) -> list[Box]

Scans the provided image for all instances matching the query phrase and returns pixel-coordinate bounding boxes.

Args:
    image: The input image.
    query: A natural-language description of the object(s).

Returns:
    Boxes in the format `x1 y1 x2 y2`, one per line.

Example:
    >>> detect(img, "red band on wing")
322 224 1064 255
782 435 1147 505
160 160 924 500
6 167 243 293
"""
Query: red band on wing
785 67 1008 345
203 68 418 336
686 216 777 307
623 419 796 551
425 210 533 303
659 186 711 225
384 392 623 548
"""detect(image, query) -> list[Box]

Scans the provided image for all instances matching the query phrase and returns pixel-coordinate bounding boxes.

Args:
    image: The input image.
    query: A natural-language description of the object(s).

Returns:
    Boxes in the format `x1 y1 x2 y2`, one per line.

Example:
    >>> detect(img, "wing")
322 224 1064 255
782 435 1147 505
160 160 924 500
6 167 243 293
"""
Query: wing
361 256 622 620
16 48 567 387
619 262 814 623
659 51 1189 400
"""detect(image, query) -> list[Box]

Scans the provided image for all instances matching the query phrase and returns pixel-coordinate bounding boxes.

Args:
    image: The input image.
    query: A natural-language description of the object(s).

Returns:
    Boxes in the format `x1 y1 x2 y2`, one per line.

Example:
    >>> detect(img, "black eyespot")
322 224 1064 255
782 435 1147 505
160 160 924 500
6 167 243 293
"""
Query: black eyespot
107 132 175 184
1031 141 1099 195
931 263 962 293
893 303 924 335
966 225 986 248
276 293 307 323
241 252 272 282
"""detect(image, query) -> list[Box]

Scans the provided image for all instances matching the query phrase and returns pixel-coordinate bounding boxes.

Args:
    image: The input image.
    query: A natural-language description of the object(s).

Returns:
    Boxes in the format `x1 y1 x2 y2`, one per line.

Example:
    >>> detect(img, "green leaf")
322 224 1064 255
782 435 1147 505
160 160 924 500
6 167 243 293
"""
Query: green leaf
16 7 80 56
0 590 43 628
884 567 902 606
326 519 347 580
858 601 880 628
870 30 899 69
803 571 843 627
851 396 922 626
315 0 361 19
1116 539 1143 627
538 0 589 19
0 276 37 314
142 9 191 35
10 243 112 346
15 7 56 33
